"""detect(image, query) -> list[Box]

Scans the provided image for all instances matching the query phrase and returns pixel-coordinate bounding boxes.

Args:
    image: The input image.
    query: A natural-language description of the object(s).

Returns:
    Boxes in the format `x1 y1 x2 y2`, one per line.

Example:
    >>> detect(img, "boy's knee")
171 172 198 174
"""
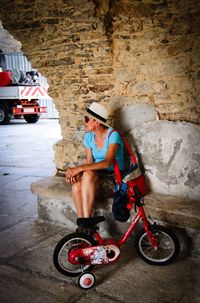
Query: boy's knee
72 181 81 194
83 170 98 182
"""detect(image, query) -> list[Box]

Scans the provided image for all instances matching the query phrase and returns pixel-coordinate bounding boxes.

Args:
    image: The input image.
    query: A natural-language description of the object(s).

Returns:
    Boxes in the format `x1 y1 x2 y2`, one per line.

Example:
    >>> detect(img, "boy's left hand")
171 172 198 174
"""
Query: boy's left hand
66 167 82 184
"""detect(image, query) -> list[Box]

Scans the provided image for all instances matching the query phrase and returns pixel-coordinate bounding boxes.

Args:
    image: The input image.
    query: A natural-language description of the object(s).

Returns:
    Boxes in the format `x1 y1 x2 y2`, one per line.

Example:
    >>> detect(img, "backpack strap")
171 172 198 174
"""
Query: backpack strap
109 129 137 164
108 129 121 185
108 129 138 185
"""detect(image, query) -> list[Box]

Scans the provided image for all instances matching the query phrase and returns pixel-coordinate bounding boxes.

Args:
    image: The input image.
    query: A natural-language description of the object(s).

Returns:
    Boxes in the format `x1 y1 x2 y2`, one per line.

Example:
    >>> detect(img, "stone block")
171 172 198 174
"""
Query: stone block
31 176 200 235
114 103 158 133
144 193 200 230
31 176 77 230
31 175 132 236
129 120 200 200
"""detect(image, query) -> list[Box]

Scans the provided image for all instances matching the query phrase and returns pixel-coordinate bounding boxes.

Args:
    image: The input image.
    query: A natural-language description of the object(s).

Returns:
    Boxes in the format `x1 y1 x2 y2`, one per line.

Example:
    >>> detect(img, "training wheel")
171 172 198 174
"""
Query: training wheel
78 272 96 289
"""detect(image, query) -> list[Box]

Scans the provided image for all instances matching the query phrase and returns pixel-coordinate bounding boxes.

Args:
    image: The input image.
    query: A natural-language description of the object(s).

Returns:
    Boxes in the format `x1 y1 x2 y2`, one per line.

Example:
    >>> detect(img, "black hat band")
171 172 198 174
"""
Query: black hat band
87 108 107 123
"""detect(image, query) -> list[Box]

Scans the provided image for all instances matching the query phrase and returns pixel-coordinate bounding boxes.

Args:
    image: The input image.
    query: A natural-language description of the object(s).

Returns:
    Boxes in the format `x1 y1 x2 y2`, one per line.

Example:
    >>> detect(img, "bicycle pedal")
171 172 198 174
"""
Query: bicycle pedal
76 226 98 235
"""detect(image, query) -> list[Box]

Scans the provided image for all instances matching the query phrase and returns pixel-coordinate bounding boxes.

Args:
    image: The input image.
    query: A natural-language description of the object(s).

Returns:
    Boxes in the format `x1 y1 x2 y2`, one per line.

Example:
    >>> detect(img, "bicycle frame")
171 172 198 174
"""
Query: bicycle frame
93 204 158 250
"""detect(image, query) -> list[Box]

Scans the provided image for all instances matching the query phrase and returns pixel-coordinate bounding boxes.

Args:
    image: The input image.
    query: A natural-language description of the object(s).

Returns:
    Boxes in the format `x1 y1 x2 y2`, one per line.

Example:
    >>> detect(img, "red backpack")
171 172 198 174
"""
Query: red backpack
109 130 147 221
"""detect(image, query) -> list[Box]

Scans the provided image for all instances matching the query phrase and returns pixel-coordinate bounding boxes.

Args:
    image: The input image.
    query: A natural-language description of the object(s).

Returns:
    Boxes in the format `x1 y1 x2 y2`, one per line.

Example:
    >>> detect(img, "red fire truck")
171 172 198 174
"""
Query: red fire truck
0 70 49 125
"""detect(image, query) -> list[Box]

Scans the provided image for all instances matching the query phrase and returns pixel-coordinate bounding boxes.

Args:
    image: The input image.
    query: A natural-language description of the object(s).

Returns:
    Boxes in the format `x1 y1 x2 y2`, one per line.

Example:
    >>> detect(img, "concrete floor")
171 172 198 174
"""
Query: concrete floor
0 119 200 303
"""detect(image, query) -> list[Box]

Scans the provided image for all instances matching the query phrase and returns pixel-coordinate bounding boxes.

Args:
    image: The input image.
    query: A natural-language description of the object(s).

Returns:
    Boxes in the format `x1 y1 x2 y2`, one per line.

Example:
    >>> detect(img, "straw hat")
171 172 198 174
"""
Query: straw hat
83 102 111 127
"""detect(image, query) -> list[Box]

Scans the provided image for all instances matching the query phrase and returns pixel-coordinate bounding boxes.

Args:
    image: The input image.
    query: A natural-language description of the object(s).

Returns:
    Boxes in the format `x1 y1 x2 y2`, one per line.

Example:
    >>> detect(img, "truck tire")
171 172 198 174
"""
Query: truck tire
0 104 11 125
24 114 40 123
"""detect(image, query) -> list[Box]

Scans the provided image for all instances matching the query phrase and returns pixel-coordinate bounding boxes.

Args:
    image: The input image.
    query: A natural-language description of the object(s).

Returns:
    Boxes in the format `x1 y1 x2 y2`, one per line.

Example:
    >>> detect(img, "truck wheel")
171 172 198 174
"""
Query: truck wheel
24 114 40 123
0 104 11 125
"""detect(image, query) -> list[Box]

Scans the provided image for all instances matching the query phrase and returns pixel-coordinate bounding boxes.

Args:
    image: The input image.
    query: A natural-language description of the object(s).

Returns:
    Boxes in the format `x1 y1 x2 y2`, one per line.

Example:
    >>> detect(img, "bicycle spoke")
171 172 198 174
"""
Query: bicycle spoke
139 230 175 262
58 237 91 273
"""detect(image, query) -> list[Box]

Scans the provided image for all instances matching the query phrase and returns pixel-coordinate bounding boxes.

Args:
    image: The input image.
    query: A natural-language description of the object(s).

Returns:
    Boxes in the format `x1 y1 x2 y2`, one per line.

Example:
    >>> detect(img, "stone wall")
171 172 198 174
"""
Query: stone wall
116 104 200 200
0 0 200 189
132 119 200 200
0 21 21 53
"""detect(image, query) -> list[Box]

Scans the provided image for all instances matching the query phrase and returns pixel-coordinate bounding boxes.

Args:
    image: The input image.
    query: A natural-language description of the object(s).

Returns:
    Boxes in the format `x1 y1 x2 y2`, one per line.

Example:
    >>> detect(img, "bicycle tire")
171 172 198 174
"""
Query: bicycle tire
53 232 96 277
135 225 180 266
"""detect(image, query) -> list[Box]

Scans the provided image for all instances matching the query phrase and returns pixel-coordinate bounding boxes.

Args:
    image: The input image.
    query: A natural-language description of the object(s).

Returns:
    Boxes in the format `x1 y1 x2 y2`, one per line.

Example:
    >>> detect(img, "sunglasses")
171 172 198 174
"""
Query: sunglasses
84 116 90 123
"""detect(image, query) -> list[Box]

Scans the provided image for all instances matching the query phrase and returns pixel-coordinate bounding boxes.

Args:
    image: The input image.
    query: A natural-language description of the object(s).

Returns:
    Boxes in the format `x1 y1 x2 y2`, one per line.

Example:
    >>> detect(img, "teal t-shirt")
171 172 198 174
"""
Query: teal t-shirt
83 128 125 171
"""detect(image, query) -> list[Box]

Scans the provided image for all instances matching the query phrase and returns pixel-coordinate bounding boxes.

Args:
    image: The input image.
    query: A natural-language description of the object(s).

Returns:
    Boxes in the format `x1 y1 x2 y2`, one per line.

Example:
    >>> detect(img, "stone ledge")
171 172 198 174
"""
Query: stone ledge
31 176 200 232
31 176 72 198
144 193 200 230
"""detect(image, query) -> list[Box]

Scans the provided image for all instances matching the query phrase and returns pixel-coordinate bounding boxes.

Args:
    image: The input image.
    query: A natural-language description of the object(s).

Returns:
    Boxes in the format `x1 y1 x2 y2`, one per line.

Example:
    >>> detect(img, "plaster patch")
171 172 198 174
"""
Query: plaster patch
184 170 200 189
129 120 200 200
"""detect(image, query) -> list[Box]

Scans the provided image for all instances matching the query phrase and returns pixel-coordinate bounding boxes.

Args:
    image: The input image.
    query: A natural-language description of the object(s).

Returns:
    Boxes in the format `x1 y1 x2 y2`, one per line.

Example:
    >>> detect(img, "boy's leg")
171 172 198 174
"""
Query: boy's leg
81 171 99 217
71 180 84 218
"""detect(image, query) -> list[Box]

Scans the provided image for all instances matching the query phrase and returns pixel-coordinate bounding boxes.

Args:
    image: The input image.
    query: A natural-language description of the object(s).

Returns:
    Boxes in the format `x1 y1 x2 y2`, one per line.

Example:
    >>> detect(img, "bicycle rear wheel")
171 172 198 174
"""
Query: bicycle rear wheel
135 225 180 265
53 232 96 277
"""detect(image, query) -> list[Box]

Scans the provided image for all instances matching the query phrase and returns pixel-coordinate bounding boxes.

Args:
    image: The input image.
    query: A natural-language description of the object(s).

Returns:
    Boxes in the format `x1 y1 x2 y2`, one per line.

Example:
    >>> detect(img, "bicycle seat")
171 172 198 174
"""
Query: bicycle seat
77 216 105 228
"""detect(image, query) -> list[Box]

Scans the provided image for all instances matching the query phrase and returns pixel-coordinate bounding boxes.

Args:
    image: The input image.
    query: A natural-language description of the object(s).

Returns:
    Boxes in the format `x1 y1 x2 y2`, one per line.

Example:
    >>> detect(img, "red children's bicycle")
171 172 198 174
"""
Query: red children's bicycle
53 189 180 289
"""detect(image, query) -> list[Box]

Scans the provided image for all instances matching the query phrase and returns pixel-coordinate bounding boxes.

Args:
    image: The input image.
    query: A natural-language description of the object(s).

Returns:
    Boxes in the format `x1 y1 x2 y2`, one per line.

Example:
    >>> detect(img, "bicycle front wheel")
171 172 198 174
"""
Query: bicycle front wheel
53 233 96 277
135 225 180 266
